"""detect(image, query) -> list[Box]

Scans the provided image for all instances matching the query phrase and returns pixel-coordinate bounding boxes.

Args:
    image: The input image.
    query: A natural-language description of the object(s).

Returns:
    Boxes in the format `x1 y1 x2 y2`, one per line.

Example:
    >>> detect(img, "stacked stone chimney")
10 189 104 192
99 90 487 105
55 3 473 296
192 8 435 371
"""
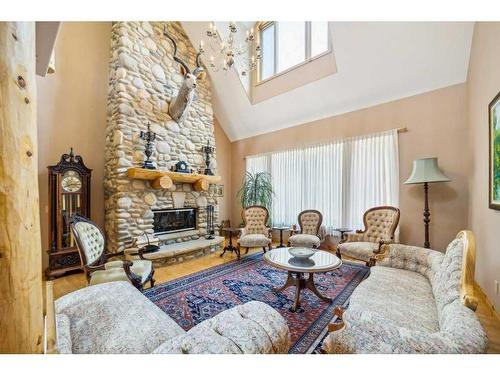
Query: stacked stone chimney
104 21 218 253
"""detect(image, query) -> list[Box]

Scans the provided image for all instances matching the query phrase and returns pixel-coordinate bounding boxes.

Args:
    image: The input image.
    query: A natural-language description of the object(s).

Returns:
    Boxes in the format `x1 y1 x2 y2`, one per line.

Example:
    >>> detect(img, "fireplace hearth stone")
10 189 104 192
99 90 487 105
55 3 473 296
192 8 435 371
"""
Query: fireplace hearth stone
124 236 224 264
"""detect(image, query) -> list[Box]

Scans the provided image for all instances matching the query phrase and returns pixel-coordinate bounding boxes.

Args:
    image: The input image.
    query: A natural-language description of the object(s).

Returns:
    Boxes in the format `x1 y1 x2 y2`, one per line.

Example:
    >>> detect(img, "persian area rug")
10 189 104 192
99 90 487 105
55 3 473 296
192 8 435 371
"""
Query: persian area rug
143 253 369 354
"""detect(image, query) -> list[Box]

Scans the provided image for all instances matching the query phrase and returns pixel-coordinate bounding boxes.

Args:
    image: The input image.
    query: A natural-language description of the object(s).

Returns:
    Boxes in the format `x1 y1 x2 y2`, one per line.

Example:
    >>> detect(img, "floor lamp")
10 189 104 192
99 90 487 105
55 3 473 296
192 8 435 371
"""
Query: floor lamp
404 157 451 248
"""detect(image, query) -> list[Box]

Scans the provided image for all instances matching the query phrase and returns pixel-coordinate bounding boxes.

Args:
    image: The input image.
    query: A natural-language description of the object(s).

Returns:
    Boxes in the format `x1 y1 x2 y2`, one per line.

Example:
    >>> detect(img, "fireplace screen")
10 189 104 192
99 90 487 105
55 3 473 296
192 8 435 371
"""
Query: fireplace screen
153 208 197 235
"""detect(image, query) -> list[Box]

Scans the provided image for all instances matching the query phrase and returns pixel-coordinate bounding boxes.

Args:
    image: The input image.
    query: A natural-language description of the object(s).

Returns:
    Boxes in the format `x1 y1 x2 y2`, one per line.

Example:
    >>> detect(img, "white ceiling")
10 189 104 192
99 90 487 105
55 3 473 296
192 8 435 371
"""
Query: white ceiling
182 22 474 141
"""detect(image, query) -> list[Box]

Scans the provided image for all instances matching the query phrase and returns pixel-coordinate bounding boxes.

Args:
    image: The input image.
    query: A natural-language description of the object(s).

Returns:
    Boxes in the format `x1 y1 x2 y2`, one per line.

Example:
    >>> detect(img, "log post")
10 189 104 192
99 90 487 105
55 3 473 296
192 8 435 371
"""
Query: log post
0 22 44 353
193 178 209 192
44 281 57 354
151 175 173 190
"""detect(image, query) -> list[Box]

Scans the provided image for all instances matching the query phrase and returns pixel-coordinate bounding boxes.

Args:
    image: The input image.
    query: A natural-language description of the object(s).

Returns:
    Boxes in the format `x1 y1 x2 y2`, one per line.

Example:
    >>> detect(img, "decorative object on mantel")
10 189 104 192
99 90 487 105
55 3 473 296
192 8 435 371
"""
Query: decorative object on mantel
127 167 221 192
488 90 500 210
206 204 215 240
203 22 261 77
163 27 206 122
404 157 451 248
202 140 215 175
172 160 190 174
46 148 91 279
139 122 157 170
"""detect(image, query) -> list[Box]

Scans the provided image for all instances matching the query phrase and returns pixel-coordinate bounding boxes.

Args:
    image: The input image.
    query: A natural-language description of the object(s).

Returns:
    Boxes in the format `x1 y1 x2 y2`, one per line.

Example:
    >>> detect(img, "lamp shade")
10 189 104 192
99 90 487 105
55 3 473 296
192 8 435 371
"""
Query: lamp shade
404 157 451 184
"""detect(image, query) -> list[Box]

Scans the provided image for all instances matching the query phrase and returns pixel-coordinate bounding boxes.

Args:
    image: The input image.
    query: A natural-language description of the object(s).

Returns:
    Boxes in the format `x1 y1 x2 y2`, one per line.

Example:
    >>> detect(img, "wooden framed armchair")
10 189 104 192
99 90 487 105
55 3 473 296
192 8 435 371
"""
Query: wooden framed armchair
287 210 323 248
336 206 400 266
70 213 155 290
237 205 272 259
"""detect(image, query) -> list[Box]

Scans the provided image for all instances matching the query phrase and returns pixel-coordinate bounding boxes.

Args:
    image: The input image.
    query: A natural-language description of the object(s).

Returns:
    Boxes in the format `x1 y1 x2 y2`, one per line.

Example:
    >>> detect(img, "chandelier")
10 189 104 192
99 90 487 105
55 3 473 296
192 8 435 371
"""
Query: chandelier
200 22 261 77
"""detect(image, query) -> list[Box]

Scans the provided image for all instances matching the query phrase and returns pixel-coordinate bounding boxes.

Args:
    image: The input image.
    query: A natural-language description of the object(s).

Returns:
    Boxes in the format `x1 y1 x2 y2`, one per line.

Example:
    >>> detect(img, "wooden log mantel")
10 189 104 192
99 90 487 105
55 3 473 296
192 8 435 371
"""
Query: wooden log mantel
127 168 221 192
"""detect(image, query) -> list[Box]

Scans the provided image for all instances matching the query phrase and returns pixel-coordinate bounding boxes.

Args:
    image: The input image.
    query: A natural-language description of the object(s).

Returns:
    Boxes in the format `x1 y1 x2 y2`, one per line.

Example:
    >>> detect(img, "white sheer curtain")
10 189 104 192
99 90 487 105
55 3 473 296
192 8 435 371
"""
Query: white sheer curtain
301 143 343 231
245 154 271 174
245 130 399 231
342 130 399 230
270 149 302 226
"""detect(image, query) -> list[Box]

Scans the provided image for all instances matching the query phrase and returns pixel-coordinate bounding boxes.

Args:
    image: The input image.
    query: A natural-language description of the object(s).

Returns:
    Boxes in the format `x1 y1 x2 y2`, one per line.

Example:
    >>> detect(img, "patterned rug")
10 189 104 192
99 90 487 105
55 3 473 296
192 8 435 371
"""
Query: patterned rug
143 252 369 353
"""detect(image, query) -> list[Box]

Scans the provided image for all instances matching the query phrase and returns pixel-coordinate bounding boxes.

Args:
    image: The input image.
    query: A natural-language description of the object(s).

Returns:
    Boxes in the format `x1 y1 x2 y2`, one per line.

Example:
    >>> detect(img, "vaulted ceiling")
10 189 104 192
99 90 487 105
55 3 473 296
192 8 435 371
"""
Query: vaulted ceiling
182 22 474 141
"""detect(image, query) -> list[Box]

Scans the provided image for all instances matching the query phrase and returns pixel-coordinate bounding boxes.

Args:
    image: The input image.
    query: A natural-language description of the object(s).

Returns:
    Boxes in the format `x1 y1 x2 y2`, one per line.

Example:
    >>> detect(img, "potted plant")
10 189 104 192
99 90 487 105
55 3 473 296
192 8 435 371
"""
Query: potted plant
237 171 274 223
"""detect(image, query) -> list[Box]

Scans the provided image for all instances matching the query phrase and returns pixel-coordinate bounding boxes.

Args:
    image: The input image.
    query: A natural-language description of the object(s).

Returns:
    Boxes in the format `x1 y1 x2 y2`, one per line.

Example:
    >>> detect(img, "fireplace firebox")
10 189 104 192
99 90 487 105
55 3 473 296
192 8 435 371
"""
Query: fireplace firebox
153 208 197 235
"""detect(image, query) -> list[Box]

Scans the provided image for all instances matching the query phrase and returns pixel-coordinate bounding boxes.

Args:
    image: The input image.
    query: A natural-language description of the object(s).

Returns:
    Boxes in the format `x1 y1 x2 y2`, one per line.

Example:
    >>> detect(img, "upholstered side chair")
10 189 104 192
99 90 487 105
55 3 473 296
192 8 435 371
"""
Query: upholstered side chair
336 206 400 266
237 205 272 259
70 213 155 290
287 210 323 248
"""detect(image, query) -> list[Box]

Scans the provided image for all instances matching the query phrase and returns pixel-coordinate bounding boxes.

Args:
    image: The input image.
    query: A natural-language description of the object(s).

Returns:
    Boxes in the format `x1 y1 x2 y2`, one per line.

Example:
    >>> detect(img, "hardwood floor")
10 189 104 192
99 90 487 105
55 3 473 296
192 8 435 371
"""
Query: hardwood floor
51 243 500 354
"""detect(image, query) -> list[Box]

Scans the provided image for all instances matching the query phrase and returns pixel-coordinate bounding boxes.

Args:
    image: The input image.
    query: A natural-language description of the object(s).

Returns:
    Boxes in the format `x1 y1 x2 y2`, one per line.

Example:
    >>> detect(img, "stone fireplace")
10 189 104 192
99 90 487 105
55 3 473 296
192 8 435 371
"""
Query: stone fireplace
104 21 222 259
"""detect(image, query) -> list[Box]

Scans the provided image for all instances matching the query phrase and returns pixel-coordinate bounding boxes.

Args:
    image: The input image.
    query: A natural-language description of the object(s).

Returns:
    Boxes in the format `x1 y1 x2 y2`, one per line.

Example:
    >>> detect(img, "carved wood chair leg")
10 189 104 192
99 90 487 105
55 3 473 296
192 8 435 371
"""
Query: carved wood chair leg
150 270 155 287
334 306 345 318
336 248 342 258
366 258 376 267
262 246 267 253
245 247 249 254
328 306 346 332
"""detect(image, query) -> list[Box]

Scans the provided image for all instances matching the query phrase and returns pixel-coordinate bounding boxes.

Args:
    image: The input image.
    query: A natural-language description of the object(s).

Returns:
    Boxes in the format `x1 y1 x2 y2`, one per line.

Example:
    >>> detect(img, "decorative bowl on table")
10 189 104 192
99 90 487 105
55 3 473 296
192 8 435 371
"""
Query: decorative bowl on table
288 247 315 259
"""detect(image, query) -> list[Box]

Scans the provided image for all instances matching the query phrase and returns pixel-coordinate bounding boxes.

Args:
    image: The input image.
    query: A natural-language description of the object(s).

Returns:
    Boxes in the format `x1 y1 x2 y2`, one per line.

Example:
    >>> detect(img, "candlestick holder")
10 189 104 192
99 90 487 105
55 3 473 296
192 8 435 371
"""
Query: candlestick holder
139 122 157 170
202 140 215 176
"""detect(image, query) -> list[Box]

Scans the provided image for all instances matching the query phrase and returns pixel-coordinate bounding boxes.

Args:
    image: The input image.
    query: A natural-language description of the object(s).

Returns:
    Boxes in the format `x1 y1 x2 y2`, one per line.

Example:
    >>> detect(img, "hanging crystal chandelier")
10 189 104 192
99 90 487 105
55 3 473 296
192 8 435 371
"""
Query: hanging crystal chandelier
200 22 261 77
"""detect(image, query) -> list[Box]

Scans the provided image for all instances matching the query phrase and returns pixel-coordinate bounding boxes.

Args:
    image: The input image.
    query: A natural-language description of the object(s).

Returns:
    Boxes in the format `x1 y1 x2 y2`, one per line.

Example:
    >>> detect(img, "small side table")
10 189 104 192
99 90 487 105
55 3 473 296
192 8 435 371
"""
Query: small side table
334 228 352 243
220 228 241 259
272 227 291 248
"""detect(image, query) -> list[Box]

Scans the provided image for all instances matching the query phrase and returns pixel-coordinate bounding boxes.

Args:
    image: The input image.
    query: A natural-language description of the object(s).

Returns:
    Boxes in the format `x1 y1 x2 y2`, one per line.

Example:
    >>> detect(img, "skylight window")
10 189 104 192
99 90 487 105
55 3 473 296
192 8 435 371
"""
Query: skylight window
259 21 330 81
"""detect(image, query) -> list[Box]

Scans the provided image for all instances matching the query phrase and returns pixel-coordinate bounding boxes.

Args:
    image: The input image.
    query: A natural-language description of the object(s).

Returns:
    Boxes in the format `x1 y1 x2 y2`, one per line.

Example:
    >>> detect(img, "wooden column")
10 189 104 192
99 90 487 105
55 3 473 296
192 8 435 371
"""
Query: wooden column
0 22 44 353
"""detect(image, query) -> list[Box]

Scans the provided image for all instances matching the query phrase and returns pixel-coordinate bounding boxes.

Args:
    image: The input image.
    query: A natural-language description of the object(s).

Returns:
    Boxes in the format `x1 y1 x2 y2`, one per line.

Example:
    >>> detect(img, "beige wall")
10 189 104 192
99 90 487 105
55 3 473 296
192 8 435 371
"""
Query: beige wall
214 116 232 221
467 22 500 310
37 22 112 267
231 84 470 251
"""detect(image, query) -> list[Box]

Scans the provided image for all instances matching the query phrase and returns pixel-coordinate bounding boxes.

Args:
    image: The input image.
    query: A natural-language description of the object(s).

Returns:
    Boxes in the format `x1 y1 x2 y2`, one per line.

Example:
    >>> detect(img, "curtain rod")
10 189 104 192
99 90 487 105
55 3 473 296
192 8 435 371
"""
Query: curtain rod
243 127 407 160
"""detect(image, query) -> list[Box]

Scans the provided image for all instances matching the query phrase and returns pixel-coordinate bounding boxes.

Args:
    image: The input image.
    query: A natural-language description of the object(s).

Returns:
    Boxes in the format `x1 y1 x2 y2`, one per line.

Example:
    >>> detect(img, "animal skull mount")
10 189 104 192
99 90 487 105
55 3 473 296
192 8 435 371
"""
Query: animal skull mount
163 28 206 123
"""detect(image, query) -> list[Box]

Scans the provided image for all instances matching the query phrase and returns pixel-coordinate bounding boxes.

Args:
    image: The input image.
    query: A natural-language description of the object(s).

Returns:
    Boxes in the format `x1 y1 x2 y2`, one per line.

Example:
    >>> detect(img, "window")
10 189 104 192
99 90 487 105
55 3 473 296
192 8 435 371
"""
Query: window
245 130 399 231
259 21 330 81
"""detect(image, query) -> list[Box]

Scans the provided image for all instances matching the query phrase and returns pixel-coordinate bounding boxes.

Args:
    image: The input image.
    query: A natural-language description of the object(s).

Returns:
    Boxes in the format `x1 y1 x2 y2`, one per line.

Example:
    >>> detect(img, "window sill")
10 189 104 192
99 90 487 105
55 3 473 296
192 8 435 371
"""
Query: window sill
256 50 332 86
251 50 337 105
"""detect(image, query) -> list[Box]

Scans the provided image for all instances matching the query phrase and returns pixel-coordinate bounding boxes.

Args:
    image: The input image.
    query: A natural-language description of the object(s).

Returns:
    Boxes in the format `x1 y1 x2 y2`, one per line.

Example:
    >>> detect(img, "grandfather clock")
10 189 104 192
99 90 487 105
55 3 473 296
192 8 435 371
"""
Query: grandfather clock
45 148 92 279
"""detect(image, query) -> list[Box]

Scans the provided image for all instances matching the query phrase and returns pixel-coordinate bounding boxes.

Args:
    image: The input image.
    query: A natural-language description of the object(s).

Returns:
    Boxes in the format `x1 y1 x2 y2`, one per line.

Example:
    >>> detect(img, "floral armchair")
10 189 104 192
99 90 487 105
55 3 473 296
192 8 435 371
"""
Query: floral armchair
288 210 323 248
336 206 400 266
70 213 155 290
237 205 272 258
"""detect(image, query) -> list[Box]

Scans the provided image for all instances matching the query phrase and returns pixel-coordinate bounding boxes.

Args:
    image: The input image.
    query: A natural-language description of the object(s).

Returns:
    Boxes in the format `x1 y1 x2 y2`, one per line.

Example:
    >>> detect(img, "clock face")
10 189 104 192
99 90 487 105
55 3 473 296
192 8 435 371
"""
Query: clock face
61 171 82 192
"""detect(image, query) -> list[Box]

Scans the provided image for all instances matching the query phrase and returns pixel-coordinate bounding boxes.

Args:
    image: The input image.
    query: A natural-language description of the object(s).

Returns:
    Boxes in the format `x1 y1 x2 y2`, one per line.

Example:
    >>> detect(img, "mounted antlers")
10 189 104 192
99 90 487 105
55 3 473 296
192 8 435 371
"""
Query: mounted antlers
163 27 206 122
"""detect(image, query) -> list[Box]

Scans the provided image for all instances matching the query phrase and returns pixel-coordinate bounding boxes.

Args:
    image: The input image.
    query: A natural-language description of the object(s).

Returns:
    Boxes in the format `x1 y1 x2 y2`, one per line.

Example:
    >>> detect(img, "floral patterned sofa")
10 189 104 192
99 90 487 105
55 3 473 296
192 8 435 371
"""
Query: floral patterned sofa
52 281 290 354
323 231 488 354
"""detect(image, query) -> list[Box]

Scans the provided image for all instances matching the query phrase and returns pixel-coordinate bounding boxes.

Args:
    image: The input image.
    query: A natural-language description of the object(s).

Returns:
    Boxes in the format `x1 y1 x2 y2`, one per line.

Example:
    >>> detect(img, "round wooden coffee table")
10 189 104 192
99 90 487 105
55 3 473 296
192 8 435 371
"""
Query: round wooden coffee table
263 247 342 312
